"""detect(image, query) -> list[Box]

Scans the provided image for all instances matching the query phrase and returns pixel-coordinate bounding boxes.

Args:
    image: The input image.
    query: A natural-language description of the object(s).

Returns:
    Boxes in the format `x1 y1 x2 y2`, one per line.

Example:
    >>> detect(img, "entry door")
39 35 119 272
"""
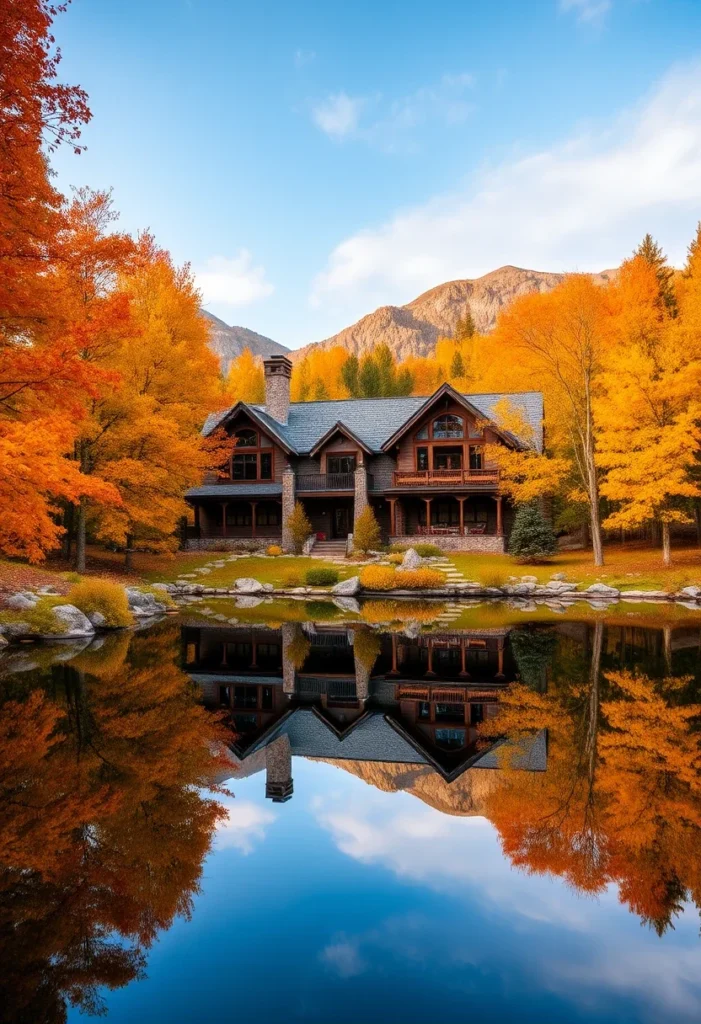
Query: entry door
334 507 350 538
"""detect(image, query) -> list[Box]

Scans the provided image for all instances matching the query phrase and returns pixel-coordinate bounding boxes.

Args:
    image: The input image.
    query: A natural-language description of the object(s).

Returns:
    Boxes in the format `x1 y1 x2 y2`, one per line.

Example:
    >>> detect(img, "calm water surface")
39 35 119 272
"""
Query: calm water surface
3 600 701 1023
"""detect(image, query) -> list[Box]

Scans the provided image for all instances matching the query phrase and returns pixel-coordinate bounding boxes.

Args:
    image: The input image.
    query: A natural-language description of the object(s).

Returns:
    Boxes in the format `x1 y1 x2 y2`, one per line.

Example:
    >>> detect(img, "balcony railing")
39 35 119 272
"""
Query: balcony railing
296 473 355 492
392 468 500 488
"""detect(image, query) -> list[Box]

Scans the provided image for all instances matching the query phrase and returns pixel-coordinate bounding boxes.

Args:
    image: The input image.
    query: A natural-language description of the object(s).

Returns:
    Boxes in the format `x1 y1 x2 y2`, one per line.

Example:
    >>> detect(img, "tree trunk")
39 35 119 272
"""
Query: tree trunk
62 503 75 561
587 464 604 567
124 534 133 570
76 498 86 573
695 502 701 548
662 521 671 566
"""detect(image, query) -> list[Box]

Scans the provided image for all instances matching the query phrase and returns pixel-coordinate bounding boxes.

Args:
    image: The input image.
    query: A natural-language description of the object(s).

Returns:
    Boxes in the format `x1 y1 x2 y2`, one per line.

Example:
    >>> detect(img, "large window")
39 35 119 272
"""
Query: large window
230 429 273 480
416 447 429 471
433 446 462 471
469 445 483 470
433 414 464 439
327 454 356 474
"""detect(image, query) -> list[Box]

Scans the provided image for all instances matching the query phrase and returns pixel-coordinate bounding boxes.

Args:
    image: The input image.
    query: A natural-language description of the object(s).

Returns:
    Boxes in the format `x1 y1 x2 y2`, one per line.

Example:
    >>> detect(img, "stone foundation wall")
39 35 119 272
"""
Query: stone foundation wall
390 534 506 554
185 537 281 552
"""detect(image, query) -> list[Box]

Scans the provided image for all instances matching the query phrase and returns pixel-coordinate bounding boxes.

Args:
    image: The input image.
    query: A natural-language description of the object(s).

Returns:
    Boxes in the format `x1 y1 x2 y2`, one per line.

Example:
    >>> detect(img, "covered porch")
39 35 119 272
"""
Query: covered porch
384 493 510 552
188 498 283 542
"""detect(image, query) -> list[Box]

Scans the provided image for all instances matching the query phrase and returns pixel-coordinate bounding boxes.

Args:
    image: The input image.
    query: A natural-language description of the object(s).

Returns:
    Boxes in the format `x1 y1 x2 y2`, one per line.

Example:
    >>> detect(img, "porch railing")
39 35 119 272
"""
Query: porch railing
392 468 500 487
296 473 355 491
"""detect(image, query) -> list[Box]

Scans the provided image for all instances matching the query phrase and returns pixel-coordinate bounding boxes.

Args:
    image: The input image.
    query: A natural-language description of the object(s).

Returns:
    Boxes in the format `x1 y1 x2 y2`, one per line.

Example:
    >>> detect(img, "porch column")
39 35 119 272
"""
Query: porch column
496 636 505 680
387 633 400 676
354 649 370 701
458 496 466 536
425 637 436 678
353 464 369 532
282 468 296 551
388 498 397 537
281 622 297 695
495 495 504 537
221 502 228 537
423 497 433 535
194 504 201 536
250 500 257 539
459 637 470 678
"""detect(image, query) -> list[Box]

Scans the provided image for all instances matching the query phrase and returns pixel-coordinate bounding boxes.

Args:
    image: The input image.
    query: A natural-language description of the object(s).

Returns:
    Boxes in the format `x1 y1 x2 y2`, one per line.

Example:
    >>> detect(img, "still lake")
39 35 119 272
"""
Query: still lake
3 598 701 1023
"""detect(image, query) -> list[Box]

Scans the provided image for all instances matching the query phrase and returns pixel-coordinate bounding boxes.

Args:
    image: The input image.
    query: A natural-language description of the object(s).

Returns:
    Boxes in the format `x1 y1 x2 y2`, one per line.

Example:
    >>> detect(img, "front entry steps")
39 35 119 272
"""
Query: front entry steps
311 539 348 559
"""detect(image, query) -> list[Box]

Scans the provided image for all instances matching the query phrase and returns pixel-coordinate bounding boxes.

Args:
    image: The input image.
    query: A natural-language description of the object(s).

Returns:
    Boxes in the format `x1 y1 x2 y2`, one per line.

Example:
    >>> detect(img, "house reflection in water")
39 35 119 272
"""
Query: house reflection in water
182 623 546 802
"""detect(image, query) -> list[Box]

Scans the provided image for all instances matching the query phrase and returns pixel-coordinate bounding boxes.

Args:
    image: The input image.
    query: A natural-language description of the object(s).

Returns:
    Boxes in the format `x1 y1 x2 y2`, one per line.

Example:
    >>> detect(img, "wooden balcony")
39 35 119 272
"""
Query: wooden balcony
296 472 355 492
392 468 500 488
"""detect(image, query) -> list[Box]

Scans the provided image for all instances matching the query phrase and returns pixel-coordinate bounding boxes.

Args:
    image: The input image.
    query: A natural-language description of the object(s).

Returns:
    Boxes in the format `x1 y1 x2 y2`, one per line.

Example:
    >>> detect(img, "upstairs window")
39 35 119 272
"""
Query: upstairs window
327 454 356 474
433 414 464 439
235 429 258 448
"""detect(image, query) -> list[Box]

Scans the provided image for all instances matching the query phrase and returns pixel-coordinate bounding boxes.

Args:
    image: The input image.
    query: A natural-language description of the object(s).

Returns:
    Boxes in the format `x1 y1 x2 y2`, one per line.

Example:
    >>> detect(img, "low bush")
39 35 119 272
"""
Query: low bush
266 544 283 557
138 584 177 609
413 543 443 558
305 600 338 620
394 567 444 589
483 571 507 590
67 579 133 627
359 565 398 591
281 569 303 588
0 596 66 635
305 567 340 587
387 553 405 565
388 543 407 553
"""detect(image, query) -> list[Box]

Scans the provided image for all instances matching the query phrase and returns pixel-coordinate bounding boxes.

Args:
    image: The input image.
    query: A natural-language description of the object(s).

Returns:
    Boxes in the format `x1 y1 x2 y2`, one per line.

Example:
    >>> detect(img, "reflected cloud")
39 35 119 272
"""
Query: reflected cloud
215 795 276 854
320 938 367 978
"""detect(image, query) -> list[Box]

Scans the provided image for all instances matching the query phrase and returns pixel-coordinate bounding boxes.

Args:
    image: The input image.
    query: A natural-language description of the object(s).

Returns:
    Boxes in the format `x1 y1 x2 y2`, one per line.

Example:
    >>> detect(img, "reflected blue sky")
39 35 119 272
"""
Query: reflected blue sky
70 759 701 1024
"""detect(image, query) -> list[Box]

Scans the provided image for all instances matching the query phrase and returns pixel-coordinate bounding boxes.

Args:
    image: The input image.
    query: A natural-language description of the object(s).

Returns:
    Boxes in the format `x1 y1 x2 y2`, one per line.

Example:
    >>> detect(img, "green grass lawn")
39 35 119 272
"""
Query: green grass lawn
448 544 701 592
141 553 354 589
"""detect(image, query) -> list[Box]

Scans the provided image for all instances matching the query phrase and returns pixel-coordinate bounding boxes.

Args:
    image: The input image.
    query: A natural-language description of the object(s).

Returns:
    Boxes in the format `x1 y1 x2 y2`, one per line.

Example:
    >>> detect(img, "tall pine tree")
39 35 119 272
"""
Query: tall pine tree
635 233 677 316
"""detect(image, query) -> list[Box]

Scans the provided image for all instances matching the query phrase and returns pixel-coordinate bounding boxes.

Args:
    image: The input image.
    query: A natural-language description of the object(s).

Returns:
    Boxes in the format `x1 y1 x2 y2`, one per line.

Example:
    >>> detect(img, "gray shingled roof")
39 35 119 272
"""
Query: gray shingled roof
203 390 543 453
185 483 282 498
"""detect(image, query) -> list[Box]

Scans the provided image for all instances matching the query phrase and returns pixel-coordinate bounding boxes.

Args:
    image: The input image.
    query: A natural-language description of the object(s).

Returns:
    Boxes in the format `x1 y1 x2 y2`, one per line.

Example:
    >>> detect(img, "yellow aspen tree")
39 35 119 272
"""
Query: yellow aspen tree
225 348 265 404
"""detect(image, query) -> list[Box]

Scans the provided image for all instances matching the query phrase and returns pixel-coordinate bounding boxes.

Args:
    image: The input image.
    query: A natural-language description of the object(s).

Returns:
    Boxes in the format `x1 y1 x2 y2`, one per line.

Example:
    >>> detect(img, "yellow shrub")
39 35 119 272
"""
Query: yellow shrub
394 567 444 589
361 600 445 624
267 545 283 556
359 565 398 591
282 569 303 588
67 579 133 627
387 553 404 565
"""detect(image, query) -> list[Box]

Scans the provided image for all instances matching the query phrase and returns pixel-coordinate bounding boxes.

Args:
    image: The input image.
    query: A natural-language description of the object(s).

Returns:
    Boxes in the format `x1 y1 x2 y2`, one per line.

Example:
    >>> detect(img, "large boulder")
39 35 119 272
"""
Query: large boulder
5 593 37 611
506 582 537 596
88 610 107 628
679 585 701 599
332 576 361 596
234 577 265 594
400 548 423 570
0 621 31 638
125 587 166 617
333 596 361 614
545 580 578 593
52 604 95 637
235 595 264 608
584 583 620 597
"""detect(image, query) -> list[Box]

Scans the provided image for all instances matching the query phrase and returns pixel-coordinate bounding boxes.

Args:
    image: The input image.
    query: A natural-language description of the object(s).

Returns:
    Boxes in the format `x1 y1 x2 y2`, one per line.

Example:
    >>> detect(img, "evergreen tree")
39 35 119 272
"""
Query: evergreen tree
394 367 414 396
313 378 329 400
510 627 557 692
353 505 381 553
375 343 396 396
509 503 557 561
450 350 465 379
341 354 360 397
359 354 381 397
684 222 701 277
454 305 476 342
635 233 677 315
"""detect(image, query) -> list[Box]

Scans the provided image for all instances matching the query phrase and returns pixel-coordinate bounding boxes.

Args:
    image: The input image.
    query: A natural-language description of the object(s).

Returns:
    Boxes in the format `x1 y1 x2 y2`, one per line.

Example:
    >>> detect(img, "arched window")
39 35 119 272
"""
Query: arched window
432 414 464 439
235 429 258 448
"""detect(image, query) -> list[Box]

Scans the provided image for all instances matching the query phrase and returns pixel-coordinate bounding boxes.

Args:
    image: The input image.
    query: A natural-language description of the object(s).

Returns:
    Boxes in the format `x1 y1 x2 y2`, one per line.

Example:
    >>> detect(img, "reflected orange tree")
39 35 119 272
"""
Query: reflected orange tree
480 624 701 933
0 624 228 1023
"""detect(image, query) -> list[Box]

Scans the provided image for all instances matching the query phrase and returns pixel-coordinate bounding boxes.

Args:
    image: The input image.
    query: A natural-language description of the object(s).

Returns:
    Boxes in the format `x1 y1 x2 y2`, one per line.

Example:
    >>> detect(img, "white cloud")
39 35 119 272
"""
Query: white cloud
311 73 475 148
311 62 701 315
312 92 364 139
195 250 273 308
320 938 367 978
214 796 276 854
560 0 612 24
294 48 316 68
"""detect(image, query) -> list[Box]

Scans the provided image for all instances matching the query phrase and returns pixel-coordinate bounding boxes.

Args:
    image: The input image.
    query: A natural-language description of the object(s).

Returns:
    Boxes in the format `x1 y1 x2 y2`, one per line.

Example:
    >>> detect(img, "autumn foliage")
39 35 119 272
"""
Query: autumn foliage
0 2 228 565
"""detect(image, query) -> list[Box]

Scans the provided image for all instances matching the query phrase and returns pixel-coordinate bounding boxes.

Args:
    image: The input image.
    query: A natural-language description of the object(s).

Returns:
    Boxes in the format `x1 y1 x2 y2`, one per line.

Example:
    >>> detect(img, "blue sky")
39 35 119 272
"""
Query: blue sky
51 0 701 348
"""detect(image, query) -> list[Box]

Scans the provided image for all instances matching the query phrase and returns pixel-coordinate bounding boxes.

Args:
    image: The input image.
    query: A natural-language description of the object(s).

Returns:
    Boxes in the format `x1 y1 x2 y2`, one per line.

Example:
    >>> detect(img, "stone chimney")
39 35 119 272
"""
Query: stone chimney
263 354 292 425
265 734 293 803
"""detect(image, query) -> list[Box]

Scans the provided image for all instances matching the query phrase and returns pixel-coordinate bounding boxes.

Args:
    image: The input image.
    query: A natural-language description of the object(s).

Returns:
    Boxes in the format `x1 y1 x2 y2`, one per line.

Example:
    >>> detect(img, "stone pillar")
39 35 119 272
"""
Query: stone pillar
263 355 292 425
353 464 369 531
265 734 293 802
354 650 370 701
281 622 297 695
281 468 296 551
